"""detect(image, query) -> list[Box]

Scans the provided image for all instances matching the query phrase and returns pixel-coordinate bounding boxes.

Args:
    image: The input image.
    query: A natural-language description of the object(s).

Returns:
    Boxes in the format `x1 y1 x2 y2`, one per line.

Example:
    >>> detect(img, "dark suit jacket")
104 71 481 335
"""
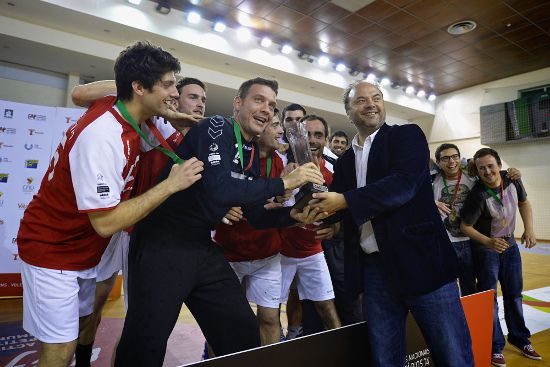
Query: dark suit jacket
331 123 459 297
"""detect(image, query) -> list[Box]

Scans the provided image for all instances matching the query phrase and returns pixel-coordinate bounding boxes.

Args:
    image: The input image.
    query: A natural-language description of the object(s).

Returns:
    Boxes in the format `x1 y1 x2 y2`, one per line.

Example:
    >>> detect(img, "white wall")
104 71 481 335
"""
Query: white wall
0 62 67 107
426 67 550 240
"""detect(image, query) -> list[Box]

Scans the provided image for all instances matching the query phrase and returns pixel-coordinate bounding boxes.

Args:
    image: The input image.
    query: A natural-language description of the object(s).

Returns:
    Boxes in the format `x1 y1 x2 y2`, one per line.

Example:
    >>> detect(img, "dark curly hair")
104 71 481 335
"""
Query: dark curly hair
115 41 180 101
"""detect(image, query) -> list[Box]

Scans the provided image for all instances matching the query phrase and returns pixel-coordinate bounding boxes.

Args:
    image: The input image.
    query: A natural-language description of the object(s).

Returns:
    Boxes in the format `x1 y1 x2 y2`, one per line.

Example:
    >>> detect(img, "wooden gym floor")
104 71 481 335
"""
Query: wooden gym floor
1 244 549 366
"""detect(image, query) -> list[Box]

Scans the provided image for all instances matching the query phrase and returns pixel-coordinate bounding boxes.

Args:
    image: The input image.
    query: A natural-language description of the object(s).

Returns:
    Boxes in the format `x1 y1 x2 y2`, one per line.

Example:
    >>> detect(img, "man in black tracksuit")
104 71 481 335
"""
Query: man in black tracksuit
115 77 325 367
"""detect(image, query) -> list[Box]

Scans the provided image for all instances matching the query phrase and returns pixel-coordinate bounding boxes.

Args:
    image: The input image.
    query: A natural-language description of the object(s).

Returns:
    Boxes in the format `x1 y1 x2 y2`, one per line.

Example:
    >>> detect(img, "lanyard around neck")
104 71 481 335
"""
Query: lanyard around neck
483 178 504 206
115 100 183 164
442 170 462 208
231 116 254 173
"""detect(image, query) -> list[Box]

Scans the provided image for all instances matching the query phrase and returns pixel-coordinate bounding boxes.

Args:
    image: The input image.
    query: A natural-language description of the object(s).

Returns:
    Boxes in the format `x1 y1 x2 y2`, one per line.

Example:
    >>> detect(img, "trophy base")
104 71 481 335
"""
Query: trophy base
292 183 328 211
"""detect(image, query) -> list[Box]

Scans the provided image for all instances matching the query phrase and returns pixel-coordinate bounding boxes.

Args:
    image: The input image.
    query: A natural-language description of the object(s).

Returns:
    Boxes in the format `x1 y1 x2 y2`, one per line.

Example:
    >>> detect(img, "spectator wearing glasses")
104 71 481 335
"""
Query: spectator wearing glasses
432 144 479 296
433 144 521 296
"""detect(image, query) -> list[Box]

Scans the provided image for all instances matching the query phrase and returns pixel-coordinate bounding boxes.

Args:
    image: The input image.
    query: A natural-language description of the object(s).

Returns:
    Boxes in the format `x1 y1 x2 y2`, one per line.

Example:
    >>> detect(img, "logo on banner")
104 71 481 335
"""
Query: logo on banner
0 126 16 134
0 142 14 149
65 116 77 124
23 177 35 193
25 159 39 169
27 113 46 121
0 173 8 183
28 128 44 136
4 109 14 118
24 143 44 150
1 156 13 163
0 191 3 207
17 202 28 210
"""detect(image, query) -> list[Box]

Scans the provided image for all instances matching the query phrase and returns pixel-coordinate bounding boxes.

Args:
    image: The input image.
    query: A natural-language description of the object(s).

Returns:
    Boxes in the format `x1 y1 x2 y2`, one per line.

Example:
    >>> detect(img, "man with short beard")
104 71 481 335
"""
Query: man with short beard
329 130 349 157
280 114 342 333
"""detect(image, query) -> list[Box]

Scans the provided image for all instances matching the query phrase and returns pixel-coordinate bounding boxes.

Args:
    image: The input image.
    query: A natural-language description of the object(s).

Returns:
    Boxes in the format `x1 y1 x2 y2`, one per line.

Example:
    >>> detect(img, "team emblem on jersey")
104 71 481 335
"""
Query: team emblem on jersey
208 116 224 140
209 143 218 152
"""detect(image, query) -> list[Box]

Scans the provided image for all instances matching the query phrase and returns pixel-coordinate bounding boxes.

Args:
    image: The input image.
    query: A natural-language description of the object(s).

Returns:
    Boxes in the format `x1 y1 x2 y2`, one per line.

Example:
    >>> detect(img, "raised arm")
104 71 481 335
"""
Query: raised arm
72 80 117 107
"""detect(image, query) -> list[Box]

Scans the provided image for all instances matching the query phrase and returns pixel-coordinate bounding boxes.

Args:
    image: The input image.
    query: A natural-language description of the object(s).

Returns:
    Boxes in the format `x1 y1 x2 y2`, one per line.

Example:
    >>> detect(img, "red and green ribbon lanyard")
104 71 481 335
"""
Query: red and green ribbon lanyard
442 170 462 209
116 100 183 164
231 116 254 173
483 178 504 207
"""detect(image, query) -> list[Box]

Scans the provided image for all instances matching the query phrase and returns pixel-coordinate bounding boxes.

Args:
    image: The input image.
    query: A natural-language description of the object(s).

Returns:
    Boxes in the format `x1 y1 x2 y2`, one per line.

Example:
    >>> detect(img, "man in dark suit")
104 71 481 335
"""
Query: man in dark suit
311 80 474 366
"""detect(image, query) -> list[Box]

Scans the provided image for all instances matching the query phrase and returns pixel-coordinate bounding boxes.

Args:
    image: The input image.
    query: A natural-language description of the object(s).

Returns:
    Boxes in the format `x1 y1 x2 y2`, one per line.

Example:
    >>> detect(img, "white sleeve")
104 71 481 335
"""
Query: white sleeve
69 119 126 211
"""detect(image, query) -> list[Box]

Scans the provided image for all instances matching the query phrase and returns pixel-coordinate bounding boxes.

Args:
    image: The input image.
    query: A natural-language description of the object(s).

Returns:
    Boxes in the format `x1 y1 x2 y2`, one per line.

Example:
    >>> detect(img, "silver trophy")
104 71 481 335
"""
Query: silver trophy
285 120 328 211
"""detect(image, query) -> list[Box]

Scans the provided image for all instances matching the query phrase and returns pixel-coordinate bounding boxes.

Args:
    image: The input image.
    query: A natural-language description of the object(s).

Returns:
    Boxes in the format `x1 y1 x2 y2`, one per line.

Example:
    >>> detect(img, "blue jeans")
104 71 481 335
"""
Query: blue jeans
362 254 474 367
473 240 531 353
452 240 476 296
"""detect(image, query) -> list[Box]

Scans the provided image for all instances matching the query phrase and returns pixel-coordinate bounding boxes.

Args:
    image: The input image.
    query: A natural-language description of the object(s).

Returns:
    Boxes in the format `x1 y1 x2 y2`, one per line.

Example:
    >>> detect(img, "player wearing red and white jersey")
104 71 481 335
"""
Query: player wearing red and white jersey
69 77 206 366
214 112 286 345
279 115 341 332
16 42 204 367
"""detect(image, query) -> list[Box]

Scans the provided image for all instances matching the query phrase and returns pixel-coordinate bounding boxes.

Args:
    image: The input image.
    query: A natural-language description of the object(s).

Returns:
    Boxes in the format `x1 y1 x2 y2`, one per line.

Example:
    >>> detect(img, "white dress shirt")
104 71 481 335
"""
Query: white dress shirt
351 129 380 254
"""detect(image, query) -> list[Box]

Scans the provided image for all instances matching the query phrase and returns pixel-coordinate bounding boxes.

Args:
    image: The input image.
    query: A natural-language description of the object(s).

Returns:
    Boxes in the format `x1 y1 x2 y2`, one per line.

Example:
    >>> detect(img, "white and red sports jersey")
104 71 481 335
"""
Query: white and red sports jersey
17 96 141 270
280 158 333 259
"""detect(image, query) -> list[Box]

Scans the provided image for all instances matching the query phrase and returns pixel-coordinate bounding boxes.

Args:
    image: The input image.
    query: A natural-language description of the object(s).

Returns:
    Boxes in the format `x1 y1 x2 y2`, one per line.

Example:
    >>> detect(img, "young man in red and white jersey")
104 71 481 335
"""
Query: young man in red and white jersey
16 41 204 367
279 114 341 331
214 110 287 345
69 77 206 366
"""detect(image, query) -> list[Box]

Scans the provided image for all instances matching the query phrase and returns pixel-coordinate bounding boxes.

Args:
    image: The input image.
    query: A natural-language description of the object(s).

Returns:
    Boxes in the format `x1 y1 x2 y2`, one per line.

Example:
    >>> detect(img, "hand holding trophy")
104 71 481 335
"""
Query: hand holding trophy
284 120 328 210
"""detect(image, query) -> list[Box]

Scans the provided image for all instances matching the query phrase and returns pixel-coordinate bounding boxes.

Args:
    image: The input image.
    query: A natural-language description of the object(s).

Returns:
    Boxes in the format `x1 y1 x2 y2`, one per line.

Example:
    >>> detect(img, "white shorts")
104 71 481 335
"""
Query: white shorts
229 254 282 308
21 260 96 343
280 252 334 302
96 230 130 282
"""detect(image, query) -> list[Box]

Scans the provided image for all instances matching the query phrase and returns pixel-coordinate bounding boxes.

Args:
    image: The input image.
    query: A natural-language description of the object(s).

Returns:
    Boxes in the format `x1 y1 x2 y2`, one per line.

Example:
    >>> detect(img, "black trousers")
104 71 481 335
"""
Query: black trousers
302 237 362 335
115 228 260 367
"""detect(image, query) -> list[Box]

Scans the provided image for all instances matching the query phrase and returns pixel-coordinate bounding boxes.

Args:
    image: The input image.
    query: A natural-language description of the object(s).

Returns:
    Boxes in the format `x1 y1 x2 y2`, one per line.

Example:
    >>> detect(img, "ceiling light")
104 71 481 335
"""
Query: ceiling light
428 94 437 101
187 11 201 24
366 73 376 82
281 44 293 54
405 86 415 94
155 0 170 13
260 37 272 48
237 27 252 41
213 22 226 33
416 90 426 98
335 63 346 72
380 77 391 86
391 82 401 89
447 20 477 35
318 55 330 66
128 0 142 5
349 69 360 77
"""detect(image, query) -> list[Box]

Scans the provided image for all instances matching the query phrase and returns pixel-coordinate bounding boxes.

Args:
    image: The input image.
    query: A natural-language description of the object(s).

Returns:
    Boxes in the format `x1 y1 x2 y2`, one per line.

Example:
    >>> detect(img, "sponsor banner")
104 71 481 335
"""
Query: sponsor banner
0 273 22 297
0 100 84 292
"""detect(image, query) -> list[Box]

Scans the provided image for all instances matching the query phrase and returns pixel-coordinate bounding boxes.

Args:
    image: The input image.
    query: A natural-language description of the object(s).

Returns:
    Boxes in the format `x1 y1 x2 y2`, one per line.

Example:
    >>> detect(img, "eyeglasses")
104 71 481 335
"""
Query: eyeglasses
439 154 460 162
